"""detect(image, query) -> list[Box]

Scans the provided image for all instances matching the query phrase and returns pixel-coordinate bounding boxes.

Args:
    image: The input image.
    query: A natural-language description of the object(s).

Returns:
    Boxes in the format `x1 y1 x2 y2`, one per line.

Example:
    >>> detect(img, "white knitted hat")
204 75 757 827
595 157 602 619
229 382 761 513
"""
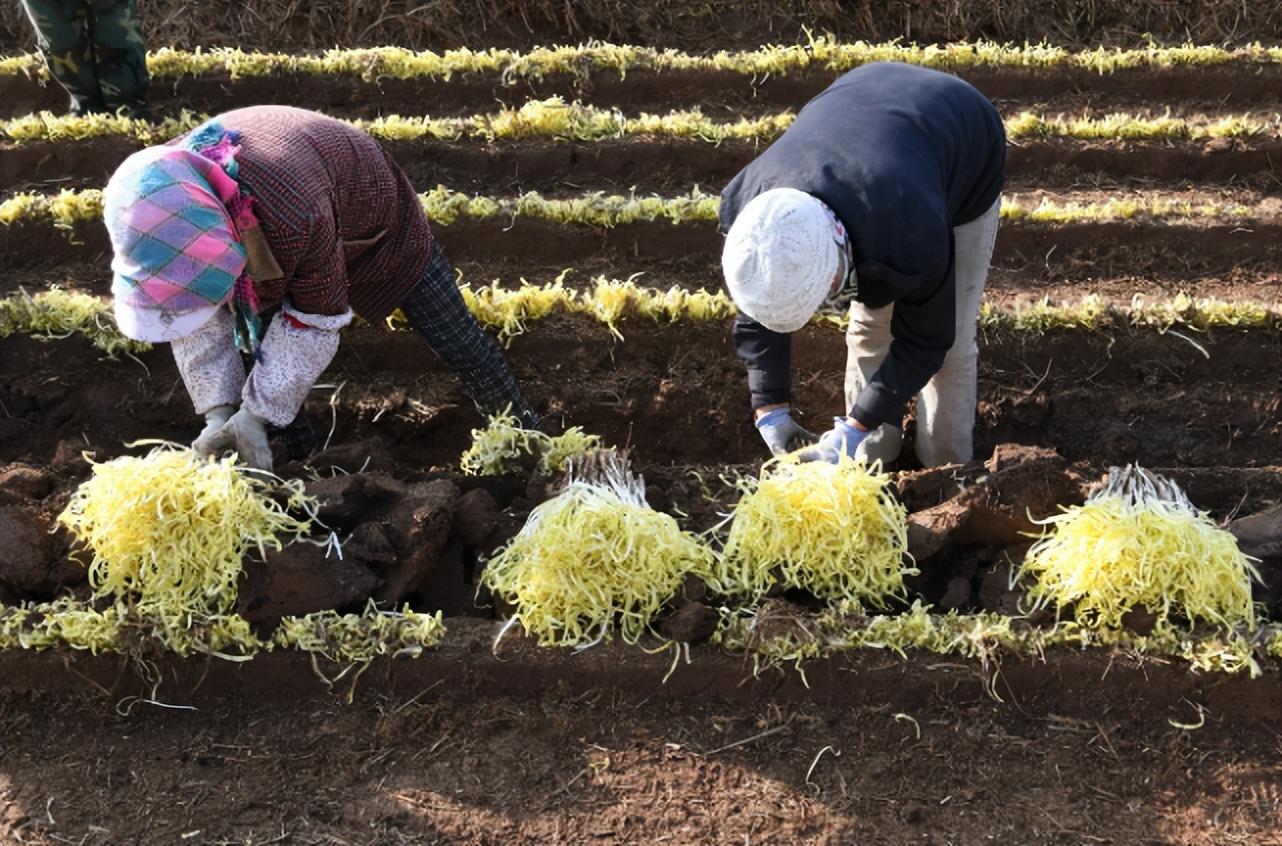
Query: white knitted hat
722 188 841 333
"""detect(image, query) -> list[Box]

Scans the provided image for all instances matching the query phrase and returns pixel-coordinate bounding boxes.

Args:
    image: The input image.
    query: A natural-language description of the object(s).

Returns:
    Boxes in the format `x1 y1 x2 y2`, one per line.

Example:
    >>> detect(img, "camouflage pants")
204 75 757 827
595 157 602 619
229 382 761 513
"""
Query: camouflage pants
19 0 149 114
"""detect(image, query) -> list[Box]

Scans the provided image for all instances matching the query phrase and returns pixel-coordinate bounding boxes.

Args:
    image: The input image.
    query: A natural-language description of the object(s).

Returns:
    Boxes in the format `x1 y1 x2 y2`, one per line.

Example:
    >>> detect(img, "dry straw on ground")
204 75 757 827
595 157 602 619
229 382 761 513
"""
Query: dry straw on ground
3 1 1278 53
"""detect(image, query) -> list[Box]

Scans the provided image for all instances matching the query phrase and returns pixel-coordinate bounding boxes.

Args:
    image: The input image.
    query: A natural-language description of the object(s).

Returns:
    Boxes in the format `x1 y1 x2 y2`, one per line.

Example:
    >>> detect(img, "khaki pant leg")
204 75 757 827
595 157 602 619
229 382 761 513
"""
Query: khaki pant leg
843 300 902 464
914 196 1001 467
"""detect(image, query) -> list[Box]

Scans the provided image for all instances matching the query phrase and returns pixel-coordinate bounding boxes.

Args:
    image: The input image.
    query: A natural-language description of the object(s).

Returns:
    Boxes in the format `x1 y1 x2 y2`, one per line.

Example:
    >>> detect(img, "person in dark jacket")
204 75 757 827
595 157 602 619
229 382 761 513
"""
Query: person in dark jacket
19 0 149 116
103 106 535 471
720 62 1005 468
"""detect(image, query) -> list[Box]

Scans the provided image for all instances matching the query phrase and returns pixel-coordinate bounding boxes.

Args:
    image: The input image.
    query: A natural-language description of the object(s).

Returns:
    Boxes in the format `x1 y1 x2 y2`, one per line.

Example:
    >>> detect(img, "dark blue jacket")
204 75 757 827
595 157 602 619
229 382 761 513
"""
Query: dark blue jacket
720 62 1006 427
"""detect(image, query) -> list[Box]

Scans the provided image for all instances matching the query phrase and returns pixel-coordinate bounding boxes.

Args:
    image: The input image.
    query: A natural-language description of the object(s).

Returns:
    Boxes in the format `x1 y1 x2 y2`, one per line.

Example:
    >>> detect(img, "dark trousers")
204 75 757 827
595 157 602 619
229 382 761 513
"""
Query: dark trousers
20 0 149 114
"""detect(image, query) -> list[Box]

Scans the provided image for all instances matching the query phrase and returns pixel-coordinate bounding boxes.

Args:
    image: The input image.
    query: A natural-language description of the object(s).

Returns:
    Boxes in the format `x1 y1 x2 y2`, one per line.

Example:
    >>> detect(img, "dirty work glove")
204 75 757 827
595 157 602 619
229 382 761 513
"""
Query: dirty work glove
193 407 273 471
755 407 818 457
193 404 235 451
797 417 869 464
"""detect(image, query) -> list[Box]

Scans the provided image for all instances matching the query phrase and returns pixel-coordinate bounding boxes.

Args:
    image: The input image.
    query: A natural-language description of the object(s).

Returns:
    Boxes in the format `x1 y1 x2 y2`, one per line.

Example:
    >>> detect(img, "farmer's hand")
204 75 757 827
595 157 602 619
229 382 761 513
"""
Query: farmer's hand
754 406 818 456
193 405 235 451
192 407 273 471
798 417 869 464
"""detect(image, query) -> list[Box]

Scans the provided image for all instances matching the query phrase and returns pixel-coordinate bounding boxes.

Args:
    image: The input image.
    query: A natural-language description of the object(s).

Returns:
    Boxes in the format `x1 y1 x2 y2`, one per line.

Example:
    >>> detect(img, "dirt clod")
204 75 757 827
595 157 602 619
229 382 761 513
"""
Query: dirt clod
1229 503 1282 559
374 480 459 603
238 541 382 622
50 439 89 473
660 601 719 643
301 439 396 476
0 505 82 594
0 463 54 502
977 561 1023 615
907 445 1088 561
415 538 477 616
453 488 499 547
305 472 409 530
342 522 399 565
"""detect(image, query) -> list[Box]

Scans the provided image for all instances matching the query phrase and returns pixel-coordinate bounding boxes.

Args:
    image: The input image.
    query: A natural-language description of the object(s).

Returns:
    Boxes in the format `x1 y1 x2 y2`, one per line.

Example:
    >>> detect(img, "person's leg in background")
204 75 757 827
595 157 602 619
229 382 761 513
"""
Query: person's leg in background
89 0 149 115
19 0 105 114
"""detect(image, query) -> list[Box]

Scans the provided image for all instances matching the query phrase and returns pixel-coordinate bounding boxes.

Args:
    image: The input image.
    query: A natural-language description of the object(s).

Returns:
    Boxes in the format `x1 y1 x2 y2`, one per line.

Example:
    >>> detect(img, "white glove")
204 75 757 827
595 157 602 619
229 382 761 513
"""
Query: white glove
170 307 246 414
241 301 352 426
192 407 273 470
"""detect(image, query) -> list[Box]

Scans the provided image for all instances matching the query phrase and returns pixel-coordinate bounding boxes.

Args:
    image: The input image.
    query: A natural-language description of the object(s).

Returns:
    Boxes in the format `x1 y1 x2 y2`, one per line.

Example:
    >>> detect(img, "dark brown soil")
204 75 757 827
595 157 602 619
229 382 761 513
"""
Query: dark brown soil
4 308 1282 620
2 622 1282 844
6 60 1282 123
2 316 1281 477
6 217 1281 281
6 133 1280 196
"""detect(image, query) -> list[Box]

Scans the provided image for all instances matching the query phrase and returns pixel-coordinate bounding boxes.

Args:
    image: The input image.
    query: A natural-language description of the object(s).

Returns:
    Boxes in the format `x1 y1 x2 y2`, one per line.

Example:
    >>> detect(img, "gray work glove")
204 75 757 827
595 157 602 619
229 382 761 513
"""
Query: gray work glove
754 407 818 457
193 404 235 450
192 407 273 471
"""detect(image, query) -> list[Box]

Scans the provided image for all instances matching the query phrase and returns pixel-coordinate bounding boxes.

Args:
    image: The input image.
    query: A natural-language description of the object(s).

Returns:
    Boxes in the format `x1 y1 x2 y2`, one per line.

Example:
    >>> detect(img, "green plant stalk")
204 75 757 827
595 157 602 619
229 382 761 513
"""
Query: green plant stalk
0 597 445 661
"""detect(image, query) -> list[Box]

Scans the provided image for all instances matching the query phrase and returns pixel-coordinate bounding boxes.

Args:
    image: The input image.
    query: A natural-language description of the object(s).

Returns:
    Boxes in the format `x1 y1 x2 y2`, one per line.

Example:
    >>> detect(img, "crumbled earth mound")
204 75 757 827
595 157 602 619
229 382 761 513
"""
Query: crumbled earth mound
5 446 1281 619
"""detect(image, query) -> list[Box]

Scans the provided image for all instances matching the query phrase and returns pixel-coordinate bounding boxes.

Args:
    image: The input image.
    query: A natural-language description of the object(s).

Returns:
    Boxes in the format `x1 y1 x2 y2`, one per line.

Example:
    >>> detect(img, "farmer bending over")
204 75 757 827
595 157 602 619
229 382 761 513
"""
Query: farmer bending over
104 105 536 471
720 62 1006 468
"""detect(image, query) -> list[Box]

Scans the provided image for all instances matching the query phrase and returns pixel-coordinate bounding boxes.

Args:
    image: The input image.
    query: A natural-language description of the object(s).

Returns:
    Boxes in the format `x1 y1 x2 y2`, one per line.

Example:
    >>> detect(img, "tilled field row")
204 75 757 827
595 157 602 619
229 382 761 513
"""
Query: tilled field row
7 64 1282 121
8 282 1282 356
2 315 1278 472
7 41 1280 83
4 206 1278 279
2 41 1282 108
4 123 1278 195
6 104 1277 144
3 618 1282 715
7 256 1281 306
7 183 1274 226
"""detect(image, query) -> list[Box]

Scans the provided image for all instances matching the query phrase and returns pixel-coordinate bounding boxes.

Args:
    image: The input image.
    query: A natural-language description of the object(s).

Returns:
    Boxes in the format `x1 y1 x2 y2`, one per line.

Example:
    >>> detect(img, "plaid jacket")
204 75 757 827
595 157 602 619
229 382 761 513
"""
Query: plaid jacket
205 106 433 320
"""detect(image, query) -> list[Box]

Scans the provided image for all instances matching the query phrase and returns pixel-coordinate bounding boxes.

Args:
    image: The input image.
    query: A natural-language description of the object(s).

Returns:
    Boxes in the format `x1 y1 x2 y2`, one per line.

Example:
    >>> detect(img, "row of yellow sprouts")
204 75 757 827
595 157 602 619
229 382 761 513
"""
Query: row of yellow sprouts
4 103 1275 144
0 185 1262 230
3 287 1279 359
3 38 1280 82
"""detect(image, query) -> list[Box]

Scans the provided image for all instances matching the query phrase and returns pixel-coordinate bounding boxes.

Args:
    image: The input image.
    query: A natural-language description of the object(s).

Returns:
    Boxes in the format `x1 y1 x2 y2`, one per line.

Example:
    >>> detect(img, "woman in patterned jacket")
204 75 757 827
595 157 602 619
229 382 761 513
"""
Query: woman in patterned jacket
103 105 536 471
